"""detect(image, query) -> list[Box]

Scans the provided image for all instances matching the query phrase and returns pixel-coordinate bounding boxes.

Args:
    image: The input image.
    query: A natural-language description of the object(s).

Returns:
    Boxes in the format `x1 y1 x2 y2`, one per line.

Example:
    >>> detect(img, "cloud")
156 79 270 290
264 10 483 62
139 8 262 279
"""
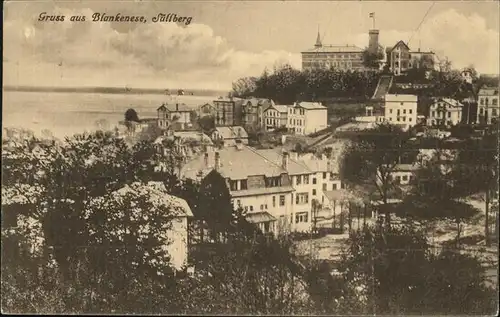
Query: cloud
348 9 499 74
3 7 300 90
3 6 497 91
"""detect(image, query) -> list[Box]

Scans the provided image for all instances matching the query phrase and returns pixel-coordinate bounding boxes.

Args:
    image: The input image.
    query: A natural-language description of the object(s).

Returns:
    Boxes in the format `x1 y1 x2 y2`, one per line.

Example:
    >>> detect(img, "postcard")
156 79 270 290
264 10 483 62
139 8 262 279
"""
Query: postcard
2 0 499 315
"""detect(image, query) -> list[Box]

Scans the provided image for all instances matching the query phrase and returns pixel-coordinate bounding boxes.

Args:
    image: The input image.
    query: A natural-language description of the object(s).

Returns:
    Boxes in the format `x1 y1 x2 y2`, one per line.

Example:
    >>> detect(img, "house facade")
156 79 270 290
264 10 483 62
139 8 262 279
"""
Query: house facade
263 105 289 131
198 103 216 117
287 102 328 135
427 98 463 127
477 87 499 124
386 41 411 75
157 103 192 129
241 98 273 130
384 94 418 130
213 97 244 126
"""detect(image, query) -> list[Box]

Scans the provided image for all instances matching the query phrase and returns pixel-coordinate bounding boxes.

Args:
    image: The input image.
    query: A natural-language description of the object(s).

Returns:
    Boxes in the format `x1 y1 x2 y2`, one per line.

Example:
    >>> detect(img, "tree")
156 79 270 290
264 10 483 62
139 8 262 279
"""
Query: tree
198 171 235 242
231 77 257 97
455 125 498 245
340 123 417 225
124 108 139 122
339 223 496 315
362 47 384 69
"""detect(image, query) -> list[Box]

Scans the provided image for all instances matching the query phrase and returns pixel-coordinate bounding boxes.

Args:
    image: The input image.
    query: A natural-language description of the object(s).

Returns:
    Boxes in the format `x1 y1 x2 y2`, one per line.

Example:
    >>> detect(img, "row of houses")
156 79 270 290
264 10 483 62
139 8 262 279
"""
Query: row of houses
356 87 499 131
201 97 328 135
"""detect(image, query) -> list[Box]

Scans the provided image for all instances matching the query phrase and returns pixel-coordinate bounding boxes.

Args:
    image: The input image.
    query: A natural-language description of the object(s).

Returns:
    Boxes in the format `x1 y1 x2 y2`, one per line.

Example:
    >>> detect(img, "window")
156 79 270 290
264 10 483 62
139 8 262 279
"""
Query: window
296 176 301 185
402 175 408 181
260 204 264 210
240 179 248 190
409 117 412 122
432 111 435 117
323 172 327 179
493 98 498 106
304 175 310 184
403 109 406 114
395 176 401 183
400 102 404 106
409 109 413 114
272 196 276 207
447 112 451 118
403 117 406 122
229 180 238 191
322 183 327 191
312 189 317 196
480 108 484 115
249 206 254 212
279 195 285 206
390 109 393 114
296 193 309 205
237 199 241 206
332 183 338 190
397 109 400 115
312 178 317 184
397 117 400 122
295 212 309 223
492 108 498 117
244 206 248 212
480 98 485 105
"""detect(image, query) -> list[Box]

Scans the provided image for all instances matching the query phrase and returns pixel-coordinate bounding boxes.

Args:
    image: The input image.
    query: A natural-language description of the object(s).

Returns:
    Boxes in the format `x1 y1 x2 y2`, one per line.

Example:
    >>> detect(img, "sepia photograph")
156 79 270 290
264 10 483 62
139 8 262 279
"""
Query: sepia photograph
2 0 499 315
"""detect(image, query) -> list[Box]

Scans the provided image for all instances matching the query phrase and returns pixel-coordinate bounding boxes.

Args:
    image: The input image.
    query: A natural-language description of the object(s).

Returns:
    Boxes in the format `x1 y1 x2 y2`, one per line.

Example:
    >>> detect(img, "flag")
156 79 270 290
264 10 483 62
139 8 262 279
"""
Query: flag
369 12 375 18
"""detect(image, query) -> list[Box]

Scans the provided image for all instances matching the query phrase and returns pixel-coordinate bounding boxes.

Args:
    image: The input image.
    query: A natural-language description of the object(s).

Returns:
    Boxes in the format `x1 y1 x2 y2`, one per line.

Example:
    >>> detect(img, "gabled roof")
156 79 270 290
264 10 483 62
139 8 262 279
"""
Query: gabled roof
264 104 289 113
243 98 274 108
389 40 411 53
180 146 288 180
257 149 312 176
433 98 464 109
212 126 249 139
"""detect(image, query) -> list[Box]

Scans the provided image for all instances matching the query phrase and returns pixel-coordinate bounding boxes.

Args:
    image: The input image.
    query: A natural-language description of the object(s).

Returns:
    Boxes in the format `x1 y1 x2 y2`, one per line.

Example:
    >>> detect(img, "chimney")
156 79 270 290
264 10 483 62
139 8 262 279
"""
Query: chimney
282 151 289 170
176 103 179 111
368 29 380 55
204 152 209 167
215 152 221 171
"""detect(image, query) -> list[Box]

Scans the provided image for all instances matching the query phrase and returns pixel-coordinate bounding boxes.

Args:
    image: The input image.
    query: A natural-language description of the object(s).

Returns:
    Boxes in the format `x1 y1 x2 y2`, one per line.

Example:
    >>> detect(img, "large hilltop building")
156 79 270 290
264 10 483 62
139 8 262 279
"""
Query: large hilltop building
301 29 381 72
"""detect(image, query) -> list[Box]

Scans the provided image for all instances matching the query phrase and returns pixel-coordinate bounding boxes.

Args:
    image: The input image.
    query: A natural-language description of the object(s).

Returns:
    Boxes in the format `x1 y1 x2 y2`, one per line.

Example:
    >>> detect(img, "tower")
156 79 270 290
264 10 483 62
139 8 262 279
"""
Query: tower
314 26 322 48
368 29 379 54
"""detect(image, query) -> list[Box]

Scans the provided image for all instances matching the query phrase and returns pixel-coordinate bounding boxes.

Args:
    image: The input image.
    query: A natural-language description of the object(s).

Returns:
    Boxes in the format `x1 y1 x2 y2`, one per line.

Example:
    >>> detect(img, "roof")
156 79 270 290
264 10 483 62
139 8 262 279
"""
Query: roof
385 94 418 102
96 182 193 217
299 155 338 174
393 164 419 172
389 40 411 52
212 126 249 139
295 102 326 110
257 149 312 176
245 211 277 224
434 98 464 109
181 145 289 180
478 87 499 96
302 45 364 54
243 98 274 108
265 104 289 113
231 186 295 198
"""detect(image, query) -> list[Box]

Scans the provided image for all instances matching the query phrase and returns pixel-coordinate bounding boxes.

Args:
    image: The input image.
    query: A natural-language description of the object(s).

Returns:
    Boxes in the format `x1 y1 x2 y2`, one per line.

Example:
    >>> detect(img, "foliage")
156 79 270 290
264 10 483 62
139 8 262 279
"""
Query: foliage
340 123 418 223
362 48 384 69
124 108 139 122
231 76 258 98
339 224 497 315
231 64 379 103
197 115 215 133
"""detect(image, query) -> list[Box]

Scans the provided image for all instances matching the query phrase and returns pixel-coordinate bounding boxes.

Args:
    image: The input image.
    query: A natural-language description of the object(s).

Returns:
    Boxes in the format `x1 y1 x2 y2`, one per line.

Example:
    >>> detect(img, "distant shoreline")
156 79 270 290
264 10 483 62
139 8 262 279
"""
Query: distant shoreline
3 85 229 97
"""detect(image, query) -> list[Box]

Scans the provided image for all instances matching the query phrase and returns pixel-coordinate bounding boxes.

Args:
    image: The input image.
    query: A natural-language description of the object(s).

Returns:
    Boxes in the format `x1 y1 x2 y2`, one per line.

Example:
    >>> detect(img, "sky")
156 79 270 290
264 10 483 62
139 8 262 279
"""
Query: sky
3 0 499 90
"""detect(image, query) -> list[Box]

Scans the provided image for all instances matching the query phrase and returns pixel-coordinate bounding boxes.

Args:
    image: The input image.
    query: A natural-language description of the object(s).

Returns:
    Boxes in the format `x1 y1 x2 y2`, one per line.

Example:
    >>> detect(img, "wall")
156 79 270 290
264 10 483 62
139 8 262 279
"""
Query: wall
163 217 189 271
384 99 418 128
304 109 328 135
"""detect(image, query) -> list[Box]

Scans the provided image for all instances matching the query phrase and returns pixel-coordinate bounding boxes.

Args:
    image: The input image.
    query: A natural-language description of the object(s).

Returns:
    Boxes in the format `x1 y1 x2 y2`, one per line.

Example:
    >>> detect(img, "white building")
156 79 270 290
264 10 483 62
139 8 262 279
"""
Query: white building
477 87 499 125
180 144 343 233
287 102 328 135
427 98 463 127
384 94 418 130
263 105 289 131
